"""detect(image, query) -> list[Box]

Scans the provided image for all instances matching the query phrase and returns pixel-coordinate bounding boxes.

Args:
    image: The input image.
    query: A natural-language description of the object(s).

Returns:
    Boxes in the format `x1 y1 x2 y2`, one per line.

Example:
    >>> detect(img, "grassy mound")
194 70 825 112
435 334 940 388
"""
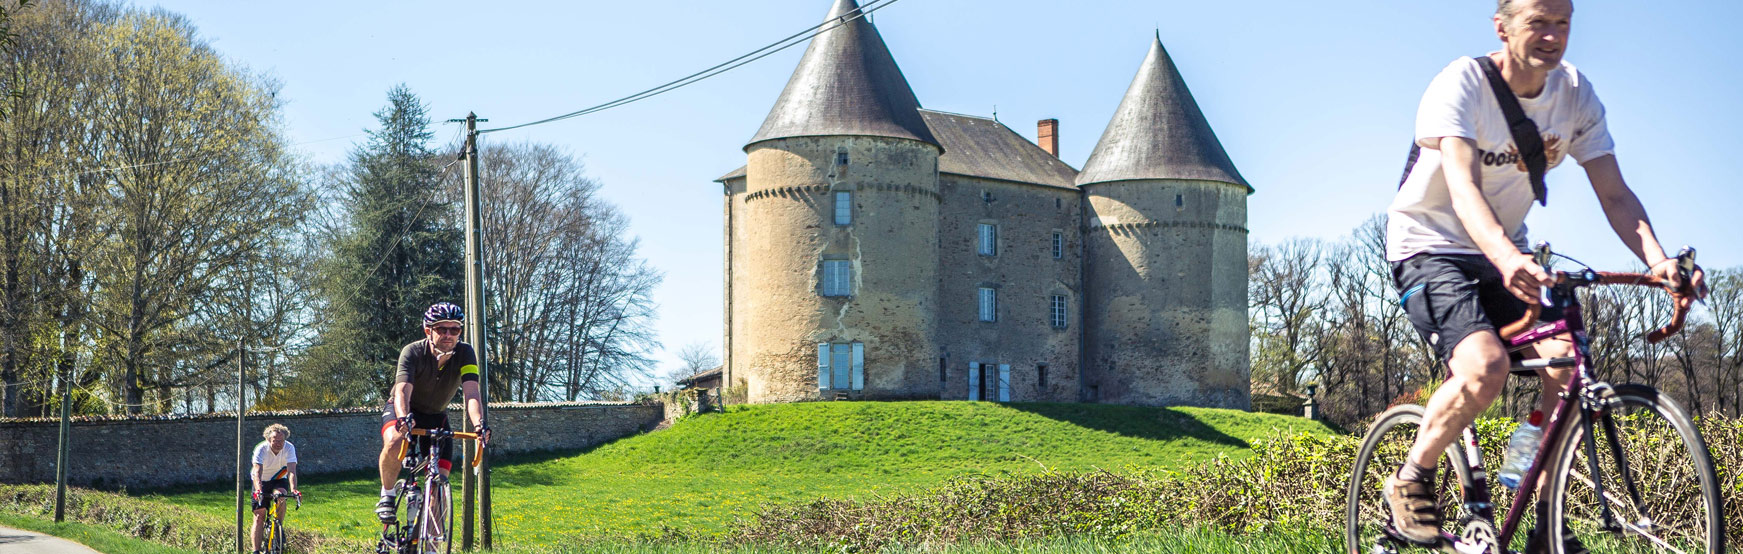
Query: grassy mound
143 401 1336 545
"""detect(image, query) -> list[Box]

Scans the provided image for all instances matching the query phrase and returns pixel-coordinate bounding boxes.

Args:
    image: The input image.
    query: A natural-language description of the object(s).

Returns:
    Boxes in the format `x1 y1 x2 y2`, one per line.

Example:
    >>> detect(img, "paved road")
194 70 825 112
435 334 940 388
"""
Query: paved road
0 525 101 554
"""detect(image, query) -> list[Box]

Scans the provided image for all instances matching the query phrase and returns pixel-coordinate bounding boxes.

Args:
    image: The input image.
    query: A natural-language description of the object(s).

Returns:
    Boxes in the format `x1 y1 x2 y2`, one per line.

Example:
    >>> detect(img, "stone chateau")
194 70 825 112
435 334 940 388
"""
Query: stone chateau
715 0 1253 408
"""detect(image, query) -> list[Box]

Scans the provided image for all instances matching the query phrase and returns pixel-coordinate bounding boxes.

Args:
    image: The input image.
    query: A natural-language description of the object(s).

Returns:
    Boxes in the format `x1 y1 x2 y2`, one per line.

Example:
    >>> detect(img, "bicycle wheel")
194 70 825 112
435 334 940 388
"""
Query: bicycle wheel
268 515 285 554
419 475 453 554
1545 384 1723 554
1346 404 1476 554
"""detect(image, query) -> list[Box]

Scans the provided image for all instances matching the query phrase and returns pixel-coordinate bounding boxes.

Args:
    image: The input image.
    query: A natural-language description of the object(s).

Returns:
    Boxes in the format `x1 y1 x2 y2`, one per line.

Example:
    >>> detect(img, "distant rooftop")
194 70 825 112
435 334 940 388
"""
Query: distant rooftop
1077 36 1250 192
745 0 938 150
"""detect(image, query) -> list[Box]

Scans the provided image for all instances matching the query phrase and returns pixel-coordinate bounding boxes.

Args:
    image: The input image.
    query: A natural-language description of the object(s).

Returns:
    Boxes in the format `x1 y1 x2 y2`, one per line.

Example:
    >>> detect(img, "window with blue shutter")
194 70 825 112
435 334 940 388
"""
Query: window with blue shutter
1050 295 1068 329
1051 231 1064 259
822 260 851 297
830 343 851 391
834 191 852 225
978 287 997 322
977 223 997 256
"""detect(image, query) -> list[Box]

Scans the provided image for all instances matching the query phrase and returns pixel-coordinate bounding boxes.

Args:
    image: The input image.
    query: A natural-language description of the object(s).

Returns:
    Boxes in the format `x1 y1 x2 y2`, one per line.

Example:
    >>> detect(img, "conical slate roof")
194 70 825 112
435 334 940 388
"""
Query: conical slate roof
745 0 939 150
1076 36 1249 192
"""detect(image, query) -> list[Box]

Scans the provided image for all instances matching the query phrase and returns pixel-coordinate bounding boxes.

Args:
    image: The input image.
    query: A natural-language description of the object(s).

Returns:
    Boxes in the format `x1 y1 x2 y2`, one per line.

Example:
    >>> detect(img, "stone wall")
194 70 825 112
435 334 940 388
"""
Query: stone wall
1082 178 1251 409
0 402 663 489
733 136 943 403
934 175 1082 402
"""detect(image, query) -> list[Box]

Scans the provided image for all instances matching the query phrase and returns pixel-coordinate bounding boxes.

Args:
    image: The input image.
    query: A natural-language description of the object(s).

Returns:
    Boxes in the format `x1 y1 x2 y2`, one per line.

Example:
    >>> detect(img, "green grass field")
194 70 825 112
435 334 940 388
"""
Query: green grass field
140 401 1334 547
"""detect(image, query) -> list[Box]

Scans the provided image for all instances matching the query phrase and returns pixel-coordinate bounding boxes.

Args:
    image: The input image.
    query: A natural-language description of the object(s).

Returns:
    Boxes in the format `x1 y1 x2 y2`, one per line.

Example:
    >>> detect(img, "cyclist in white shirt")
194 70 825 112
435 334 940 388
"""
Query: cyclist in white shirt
251 423 301 554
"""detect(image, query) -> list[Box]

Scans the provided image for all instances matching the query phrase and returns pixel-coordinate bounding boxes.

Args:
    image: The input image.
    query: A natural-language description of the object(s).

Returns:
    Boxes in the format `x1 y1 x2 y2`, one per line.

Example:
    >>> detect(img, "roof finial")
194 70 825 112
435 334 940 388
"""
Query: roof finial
992 104 998 122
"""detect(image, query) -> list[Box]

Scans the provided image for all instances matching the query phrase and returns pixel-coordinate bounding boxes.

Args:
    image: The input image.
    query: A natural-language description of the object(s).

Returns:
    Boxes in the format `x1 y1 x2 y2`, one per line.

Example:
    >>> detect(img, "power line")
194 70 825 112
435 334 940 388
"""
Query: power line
479 0 903 134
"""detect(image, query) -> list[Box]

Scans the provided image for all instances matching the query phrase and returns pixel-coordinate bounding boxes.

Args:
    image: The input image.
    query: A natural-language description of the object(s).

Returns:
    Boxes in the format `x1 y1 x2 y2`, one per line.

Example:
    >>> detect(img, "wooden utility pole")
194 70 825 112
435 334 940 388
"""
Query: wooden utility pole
53 366 71 522
235 339 246 554
455 112 494 549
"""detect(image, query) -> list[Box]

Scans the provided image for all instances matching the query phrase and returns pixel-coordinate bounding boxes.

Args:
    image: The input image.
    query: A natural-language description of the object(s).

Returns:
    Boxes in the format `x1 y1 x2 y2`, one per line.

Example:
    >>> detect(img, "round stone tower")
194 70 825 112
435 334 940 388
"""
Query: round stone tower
1078 37 1253 409
728 0 942 403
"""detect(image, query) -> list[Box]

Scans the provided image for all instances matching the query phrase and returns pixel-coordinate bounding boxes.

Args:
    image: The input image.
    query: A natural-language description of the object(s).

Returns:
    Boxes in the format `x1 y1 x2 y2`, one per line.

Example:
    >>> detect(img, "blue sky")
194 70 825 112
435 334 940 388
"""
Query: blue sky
147 0 1743 383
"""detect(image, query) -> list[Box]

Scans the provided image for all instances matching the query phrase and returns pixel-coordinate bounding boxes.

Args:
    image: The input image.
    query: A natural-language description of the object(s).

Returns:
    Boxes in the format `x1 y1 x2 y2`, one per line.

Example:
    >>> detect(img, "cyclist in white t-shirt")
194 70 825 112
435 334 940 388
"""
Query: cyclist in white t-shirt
251 423 301 554
1382 0 1705 552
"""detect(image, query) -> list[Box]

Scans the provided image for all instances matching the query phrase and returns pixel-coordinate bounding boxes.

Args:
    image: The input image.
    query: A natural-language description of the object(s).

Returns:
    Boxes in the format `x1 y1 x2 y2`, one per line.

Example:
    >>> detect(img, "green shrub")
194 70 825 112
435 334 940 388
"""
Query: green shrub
738 416 1743 552
0 484 366 553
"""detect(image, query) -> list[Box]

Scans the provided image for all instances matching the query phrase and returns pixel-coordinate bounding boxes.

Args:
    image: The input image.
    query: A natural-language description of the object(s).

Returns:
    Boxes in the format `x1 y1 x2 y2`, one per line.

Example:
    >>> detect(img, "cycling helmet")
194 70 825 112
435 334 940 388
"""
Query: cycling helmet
423 302 464 326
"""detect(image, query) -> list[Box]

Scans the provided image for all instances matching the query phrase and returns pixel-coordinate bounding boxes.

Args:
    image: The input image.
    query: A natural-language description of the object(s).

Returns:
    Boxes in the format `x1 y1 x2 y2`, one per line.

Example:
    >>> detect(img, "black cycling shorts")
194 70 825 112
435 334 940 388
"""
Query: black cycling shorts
1393 254 1562 363
380 406 456 470
252 478 290 511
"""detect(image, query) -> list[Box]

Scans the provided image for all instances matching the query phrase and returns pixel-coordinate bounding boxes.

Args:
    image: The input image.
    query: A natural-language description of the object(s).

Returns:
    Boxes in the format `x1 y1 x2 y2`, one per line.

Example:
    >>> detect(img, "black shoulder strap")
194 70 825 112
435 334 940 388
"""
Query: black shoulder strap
1474 55 1548 206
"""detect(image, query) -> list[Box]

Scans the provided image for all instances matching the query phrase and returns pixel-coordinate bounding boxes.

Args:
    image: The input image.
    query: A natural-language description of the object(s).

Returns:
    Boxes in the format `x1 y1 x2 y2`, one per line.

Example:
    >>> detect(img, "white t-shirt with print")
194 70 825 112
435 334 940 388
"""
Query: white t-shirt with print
252 441 298 482
1385 55 1615 262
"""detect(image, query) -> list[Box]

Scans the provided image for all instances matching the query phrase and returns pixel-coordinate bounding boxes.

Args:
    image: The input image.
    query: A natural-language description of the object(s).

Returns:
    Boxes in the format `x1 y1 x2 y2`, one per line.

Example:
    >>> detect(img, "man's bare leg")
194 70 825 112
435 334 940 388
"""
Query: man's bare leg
1387 330 1511 544
251 509 267 551
1409 331 1512 468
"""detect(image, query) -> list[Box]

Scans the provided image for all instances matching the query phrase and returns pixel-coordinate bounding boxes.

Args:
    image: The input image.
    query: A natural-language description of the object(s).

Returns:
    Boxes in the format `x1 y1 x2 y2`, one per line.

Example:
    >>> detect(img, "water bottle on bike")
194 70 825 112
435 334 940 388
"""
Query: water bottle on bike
1496 410 1543 489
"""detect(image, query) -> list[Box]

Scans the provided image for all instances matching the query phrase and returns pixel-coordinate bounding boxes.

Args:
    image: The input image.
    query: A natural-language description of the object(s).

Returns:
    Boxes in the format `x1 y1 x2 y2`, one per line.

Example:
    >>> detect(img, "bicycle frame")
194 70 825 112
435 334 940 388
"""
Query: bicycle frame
1444 282 1628 548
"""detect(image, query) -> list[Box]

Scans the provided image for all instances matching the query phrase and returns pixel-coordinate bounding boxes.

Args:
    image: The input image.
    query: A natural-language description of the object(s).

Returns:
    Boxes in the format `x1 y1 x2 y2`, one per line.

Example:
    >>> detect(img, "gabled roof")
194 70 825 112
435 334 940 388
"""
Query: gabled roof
920 110 1078 189
716 111 1079 189
745 0 939 150
1076 36 1250 192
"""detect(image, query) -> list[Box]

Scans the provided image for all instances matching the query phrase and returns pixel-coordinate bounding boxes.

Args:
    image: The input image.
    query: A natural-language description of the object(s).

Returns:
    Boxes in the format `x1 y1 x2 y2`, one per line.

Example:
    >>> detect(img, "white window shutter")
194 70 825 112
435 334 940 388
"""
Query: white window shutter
967 362 980 401
998 364 1011 402
817 343 831 390
850 342 865 390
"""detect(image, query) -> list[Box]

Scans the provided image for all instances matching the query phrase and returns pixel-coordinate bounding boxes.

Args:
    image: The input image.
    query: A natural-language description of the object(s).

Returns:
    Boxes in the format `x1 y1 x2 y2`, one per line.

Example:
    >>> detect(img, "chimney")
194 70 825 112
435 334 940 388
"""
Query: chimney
1037 118 1059 157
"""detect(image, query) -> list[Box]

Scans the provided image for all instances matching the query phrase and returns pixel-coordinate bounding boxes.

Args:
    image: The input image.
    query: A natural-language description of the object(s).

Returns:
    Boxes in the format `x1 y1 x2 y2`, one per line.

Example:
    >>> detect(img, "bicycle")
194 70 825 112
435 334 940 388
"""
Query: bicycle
378 427 484 554
1346 244 1724 554
260 489 301 554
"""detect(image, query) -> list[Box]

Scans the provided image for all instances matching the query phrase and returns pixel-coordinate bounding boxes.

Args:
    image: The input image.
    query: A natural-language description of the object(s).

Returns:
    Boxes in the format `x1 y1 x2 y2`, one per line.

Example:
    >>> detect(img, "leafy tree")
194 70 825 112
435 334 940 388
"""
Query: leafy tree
304 85 462 406
80 10 305 413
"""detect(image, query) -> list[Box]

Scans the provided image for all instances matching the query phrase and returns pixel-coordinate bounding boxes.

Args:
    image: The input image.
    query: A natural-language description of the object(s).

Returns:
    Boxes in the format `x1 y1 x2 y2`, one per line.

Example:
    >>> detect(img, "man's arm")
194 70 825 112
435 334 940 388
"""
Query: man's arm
1583 155 1669 267
461 380 488 445
251 462 263 494
391 382 413 422
286 462 298 494
1438 136 1551 301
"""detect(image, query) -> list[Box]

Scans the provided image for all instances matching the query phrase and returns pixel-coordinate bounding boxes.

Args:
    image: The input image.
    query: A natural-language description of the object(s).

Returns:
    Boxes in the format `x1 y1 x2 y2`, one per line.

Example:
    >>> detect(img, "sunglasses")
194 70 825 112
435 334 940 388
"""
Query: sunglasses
429 326 463 336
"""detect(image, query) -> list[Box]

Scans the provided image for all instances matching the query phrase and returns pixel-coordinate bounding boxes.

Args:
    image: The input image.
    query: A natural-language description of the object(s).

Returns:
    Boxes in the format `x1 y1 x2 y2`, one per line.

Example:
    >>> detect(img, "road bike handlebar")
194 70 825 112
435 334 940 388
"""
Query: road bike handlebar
1501 246 1699 344
396 427 485 468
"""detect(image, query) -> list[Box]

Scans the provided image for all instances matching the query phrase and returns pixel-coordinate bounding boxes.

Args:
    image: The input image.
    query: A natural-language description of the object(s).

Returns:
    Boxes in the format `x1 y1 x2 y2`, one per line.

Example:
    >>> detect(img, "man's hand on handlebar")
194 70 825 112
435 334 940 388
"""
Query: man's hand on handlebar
475 422 491 448
396 414 416 434
1496 251 1555 303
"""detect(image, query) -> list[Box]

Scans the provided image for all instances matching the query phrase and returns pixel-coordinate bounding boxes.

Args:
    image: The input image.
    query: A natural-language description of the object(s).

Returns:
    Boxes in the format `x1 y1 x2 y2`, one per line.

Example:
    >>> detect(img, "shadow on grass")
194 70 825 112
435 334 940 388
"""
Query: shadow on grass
1004 402 1251 448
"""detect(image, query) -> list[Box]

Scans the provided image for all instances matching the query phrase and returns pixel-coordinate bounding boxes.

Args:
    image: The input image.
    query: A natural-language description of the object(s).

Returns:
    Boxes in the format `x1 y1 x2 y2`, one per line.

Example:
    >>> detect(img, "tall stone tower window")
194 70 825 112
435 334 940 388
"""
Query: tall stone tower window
816 342 864 391
1049 295 1068 329
1038 364 1049 389
833 191 852 225
978 287 998 322
1051 231 1064 259
821 259 852 297
977 223 998 256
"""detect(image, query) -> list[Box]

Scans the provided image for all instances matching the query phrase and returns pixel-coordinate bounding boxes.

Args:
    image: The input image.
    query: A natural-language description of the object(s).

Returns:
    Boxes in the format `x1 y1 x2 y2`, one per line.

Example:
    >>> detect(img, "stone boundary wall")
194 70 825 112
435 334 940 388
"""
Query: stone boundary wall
0 401 664 489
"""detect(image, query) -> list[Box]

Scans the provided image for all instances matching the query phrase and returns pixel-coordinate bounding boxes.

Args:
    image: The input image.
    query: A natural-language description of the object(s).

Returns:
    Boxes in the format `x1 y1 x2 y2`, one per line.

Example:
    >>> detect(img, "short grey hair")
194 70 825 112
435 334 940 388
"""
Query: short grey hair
1496 0 1521 18
263 423 290 440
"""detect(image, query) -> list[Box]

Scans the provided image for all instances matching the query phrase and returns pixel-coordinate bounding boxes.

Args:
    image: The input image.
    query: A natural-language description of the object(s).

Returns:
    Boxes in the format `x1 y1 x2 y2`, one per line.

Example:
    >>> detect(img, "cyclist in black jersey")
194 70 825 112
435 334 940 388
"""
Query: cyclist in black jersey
374 302 491 522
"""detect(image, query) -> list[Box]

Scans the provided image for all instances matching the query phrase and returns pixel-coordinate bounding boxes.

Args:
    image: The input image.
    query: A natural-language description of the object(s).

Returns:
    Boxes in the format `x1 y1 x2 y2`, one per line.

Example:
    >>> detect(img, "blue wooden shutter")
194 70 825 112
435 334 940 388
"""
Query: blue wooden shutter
850 342 865 390
997 364 1011 402
967 362 980 401
817 343 831 390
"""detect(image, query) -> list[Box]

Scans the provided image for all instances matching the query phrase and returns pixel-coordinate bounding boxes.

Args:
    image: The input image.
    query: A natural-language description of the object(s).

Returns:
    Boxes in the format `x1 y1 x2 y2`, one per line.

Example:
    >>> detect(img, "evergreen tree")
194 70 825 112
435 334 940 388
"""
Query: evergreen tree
308 85 462 405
